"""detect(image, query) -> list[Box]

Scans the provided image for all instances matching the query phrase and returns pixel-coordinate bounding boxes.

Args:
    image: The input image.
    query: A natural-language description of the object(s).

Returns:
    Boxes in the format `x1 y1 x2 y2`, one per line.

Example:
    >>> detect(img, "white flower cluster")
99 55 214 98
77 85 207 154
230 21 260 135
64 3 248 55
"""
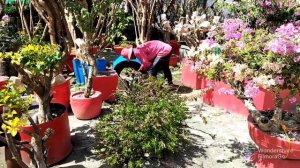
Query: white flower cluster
253 74 276 89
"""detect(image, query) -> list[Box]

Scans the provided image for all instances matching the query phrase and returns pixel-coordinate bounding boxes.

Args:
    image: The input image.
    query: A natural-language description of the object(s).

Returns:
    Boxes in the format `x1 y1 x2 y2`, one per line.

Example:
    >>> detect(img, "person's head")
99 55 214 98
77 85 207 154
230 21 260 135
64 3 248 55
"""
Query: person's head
121 47 135 61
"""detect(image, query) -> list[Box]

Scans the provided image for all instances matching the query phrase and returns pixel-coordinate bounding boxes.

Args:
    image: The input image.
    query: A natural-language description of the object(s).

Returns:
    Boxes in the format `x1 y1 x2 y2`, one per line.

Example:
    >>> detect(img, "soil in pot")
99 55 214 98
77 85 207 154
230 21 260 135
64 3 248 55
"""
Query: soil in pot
20 103 72 166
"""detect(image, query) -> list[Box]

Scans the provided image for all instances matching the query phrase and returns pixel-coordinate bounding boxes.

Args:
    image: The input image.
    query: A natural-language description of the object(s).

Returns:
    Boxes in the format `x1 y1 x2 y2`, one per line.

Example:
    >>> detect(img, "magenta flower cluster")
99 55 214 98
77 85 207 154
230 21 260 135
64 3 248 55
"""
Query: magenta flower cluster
244 82 260 98
2 15 10 23
218 87 235 95
190 61 202 72
275 23 300 37
222 19 251 40
265 22 300 58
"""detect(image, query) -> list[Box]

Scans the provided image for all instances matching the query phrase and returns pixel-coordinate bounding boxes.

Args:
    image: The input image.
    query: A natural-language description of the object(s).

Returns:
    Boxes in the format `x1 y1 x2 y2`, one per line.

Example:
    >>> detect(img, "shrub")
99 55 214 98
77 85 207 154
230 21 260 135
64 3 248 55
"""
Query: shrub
96 77 188 167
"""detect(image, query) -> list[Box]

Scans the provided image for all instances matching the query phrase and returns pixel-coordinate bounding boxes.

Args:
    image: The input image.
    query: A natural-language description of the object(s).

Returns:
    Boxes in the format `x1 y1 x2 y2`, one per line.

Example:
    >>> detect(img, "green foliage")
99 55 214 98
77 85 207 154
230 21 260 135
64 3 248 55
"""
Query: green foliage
0 17 20 52
0 82 31 136
1 44 62 75
219 0 299 29
96 78 188 167
65 0 129 46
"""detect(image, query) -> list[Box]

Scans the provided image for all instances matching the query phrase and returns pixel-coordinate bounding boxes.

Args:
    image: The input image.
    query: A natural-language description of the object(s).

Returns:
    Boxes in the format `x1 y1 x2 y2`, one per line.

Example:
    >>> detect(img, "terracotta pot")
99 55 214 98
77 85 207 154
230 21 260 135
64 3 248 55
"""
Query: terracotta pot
0 76 9 90
248 115 300 160
113 44 133 55
181 58 207 90
92 46 99 55
66 48 76 73
70 91 103 119
51 79 71 108
169 54 179 67
19 104 72 166
202 81 300 117
169 40 180 55
203 81 249 116
92 71 118 101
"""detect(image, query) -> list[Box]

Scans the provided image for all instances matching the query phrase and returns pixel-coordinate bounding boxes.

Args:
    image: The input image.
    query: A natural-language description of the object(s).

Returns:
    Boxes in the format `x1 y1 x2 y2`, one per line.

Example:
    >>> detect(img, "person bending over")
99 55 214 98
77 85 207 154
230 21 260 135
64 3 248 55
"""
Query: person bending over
121 40 173 85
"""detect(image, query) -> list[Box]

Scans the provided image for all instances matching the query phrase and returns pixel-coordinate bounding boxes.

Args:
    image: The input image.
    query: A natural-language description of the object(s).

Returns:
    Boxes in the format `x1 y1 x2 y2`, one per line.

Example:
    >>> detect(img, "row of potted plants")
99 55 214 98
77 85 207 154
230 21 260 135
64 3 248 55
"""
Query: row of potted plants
178 0 300 165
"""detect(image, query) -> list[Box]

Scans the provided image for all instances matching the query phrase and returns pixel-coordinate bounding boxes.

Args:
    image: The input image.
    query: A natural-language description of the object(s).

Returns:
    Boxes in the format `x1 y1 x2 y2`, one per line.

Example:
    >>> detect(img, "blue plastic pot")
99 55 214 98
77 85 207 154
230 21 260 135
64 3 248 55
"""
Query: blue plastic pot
112 56 142 74
96 58 108 71
72 59 89 85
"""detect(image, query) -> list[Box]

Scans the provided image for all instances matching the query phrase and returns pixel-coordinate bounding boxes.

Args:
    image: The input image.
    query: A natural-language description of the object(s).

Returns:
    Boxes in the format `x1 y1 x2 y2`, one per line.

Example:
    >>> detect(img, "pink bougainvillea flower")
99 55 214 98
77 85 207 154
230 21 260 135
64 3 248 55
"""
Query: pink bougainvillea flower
202 39 215 47
289 97 297 104
275 23 299 37
244 82 260 98
265 0 272 7
207 80 216 89
294 56 300 62
276 2 284 8
236 41 245 50
274 76 284 85
190 61 202 72
2 14 10 23
266 38 296 56
218 87 235 95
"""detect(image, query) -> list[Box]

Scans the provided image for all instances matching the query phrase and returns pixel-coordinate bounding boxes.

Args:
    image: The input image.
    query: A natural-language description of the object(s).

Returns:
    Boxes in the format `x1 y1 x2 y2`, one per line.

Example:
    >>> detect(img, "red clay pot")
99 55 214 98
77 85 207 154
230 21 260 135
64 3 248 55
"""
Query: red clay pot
202 81 300 117
169 54 179 67
66 48 76 73
113 45 133 55
92 46 99 55
248 115 300 160
181 58 207 90
70 91 103 119
0 76 9 90
92 71 118 101
114 45 123 55
203 81 249 116
169 40 180 55
19 105 72 166
51 79 71 108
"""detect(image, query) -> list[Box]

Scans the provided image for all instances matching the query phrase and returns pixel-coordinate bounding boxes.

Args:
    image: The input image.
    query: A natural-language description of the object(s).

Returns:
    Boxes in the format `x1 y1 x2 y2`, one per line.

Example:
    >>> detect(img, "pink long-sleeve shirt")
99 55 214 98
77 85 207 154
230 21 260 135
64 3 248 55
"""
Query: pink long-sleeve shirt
133 40 172 71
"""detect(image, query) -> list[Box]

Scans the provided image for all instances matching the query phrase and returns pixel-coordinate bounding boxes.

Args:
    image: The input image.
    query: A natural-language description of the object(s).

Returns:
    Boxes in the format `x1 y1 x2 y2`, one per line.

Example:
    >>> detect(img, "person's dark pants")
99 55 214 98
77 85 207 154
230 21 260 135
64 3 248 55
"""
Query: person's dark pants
147 51 173 84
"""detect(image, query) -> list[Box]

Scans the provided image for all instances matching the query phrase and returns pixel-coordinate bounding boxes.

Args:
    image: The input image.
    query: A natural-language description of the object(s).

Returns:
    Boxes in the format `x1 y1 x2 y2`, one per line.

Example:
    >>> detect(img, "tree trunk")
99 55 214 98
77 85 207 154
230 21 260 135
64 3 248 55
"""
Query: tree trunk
35 93 52 124
84 53 96 98
30 133 47 168
139 5 147 43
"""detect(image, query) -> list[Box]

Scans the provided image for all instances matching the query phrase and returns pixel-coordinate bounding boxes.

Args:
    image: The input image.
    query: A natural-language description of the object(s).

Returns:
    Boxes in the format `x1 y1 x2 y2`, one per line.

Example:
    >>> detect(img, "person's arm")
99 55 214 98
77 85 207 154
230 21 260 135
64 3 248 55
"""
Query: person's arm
138 60 151 71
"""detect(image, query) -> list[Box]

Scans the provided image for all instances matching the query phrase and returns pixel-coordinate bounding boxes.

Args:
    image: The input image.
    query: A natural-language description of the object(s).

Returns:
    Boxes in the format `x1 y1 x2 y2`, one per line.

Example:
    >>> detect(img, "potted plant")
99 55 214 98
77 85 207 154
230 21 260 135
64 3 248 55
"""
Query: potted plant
201 0 300 115
113 41 134 55
0 43 72 166
66 0 128 119
163 13 221 89
96 77 188 167
199 7 300 163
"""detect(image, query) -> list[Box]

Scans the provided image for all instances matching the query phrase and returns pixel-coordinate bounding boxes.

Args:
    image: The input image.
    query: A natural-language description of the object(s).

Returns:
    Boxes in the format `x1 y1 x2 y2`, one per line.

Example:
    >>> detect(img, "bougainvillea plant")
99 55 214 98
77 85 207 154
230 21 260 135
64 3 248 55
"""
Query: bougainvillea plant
220 0 300 30
196 18 300 135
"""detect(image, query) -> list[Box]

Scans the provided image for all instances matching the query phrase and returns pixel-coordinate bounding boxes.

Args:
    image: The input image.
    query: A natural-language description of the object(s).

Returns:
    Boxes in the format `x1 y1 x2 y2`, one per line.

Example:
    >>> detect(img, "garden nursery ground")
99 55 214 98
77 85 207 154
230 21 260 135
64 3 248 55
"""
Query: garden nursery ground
0 70 257 168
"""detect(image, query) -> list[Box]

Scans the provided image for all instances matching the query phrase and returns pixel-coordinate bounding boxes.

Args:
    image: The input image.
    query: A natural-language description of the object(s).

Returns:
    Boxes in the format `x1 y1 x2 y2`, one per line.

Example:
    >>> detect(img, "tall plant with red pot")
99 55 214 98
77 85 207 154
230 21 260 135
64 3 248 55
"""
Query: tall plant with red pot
0 44 72 167
66 0 129 119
